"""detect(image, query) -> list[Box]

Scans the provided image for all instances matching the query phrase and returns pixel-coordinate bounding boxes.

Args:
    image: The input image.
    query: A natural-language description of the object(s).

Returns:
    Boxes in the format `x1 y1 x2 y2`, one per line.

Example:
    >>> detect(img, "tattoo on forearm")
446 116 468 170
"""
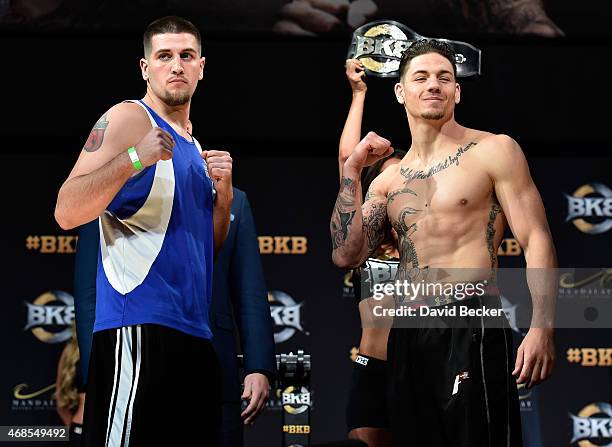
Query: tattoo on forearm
486 194 502 267
400 141 477 181
331 176 359 250
340 176 357 196
83 113 109 152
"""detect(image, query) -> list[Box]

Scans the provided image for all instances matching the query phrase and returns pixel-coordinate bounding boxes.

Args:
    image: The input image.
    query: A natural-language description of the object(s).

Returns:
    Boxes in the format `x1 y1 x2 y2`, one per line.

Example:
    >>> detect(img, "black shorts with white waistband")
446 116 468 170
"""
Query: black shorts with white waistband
387 295 523 447
82 324 222 447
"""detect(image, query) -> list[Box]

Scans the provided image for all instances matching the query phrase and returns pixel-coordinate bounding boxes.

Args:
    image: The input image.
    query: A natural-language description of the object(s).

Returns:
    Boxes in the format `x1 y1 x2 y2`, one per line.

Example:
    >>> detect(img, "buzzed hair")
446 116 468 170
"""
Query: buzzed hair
398 39 457 80
143 16 202 58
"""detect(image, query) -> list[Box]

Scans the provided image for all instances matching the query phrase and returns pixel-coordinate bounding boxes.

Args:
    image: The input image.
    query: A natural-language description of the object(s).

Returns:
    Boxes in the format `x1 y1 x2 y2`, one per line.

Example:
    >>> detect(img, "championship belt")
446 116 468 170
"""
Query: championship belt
347 20 481 78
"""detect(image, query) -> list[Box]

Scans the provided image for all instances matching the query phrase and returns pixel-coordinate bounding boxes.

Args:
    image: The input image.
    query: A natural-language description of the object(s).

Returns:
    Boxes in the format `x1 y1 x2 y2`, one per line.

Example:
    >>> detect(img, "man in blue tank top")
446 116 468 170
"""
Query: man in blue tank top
54 16 231 446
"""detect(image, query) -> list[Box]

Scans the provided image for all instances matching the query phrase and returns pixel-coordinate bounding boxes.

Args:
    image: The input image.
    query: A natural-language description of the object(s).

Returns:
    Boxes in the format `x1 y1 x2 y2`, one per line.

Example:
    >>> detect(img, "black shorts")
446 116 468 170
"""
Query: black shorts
346 354 389 431
82 324 222 447
387 296 523 447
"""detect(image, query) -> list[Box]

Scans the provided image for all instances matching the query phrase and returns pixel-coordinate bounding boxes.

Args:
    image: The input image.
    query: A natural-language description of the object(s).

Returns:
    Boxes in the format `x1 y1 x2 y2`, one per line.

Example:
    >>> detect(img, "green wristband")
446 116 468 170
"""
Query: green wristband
127 146 143 170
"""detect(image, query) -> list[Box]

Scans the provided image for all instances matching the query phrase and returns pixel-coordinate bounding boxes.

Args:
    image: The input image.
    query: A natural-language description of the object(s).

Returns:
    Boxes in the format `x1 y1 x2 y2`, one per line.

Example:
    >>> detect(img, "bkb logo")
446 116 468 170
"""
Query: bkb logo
359 258 399 299
268 291 306 344
282 386 311 415
570 402 612 446
566 183 612 234
347 21 481 78
24 291 74 343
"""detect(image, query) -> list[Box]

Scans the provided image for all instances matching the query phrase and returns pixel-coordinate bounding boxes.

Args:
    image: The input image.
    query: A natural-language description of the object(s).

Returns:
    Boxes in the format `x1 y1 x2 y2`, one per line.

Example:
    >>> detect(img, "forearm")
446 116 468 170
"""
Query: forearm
57 406 72 426
213 196 232 258
339 91 366 175
524 230 558 331
55 151 135 230
331 164 366 268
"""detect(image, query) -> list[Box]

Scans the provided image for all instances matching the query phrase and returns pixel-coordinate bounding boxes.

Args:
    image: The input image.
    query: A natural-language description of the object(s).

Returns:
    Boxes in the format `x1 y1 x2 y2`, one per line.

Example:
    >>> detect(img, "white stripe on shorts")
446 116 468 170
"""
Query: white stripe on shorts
106 326 142 447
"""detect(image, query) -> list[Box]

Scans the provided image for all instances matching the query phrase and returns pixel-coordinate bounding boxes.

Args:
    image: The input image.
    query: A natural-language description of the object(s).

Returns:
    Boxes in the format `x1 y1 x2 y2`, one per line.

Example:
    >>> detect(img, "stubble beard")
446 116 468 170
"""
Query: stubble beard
421 110 445 120
164 90 191 106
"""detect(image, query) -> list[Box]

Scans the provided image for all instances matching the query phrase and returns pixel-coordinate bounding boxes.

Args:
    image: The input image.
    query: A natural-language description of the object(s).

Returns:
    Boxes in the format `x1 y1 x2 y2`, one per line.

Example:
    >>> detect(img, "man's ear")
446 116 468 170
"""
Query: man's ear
455 82 461 104
394 82 405 105
199 56 206 80
140 58 149 81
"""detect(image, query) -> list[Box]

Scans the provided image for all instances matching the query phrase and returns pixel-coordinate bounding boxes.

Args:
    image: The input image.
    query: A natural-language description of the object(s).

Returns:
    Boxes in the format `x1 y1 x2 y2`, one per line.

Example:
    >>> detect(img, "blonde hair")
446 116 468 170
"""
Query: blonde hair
56 326 80 411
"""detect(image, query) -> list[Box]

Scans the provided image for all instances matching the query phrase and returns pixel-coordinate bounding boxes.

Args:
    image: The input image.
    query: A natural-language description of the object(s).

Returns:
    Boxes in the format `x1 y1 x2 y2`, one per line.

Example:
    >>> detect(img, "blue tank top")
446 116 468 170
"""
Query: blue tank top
94 100 214 339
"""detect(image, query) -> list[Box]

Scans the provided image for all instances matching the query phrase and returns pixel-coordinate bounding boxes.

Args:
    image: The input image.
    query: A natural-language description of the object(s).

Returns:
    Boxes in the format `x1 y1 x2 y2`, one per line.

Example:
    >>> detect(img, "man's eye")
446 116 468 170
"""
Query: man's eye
159 54 171 61
415 77 426 82
181 53 193 59
440 77 450 82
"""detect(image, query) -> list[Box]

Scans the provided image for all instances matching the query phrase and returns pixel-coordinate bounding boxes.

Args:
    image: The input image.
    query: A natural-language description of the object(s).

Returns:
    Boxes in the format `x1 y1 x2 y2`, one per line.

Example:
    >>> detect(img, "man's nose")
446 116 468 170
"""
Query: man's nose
426 78 441 92
171 56 184 74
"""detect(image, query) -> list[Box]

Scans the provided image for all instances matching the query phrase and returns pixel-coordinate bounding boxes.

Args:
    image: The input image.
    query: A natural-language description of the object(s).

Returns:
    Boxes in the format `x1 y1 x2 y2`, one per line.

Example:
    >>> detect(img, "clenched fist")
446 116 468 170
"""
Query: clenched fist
202 150 233 204
346 58 367 93
345 131 393 171
133 127 175 168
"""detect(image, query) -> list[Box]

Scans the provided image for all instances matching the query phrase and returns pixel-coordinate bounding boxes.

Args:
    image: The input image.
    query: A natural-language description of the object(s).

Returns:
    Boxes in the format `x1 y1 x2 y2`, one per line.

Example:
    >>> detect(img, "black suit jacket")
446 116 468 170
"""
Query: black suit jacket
210 188 276 402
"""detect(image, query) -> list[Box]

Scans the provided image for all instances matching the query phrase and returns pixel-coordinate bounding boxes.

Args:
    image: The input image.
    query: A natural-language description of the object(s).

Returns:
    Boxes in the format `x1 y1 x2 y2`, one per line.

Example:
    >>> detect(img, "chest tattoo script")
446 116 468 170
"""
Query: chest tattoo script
399 141 478 181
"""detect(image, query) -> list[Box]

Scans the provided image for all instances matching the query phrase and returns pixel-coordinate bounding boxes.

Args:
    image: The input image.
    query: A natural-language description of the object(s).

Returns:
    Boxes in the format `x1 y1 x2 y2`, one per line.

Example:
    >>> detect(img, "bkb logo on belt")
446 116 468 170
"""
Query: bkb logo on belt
347 20 481 78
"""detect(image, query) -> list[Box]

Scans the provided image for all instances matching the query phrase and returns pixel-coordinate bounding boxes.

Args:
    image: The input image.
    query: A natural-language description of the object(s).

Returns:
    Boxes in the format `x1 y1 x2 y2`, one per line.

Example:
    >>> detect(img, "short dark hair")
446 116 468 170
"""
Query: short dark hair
398 39 456 80
143 16 202 58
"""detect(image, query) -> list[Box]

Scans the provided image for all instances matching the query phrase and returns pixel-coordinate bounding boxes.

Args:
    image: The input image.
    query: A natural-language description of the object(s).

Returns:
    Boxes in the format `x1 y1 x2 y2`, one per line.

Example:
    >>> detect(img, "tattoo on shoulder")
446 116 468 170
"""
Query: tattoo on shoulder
83 112 109 152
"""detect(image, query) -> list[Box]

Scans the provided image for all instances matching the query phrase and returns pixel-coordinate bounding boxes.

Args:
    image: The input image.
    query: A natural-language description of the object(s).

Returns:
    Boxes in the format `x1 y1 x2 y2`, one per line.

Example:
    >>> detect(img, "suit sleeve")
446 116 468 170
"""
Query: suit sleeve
73 219 99 385
230 192 276 379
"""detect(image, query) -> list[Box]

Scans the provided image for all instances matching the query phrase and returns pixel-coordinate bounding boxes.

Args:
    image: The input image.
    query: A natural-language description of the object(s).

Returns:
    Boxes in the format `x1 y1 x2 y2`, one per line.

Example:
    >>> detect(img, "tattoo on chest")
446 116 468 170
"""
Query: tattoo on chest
387 186 418 205
400 141 478 181
83 113 109 152
486 194 502 267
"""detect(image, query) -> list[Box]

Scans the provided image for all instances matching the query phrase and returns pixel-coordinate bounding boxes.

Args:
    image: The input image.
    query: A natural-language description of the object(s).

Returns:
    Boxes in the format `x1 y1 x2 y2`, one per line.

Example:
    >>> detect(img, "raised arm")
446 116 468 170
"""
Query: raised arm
338 59 367 177
202 150 233 258
54 102 175 230
331 132 393 268
485 135 557 387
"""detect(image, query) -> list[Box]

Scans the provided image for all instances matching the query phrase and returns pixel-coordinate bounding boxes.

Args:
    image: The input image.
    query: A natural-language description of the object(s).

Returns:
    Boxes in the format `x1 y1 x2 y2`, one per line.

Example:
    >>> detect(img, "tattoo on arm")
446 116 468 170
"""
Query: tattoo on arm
83 113 109 152
486 194 502 267
331 177 358 250
363 202 387 253
393 206 426 285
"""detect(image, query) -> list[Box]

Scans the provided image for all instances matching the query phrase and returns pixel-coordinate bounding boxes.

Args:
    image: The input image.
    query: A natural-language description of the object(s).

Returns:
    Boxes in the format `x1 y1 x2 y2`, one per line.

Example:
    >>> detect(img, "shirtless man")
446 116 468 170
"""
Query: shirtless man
330 39 556 446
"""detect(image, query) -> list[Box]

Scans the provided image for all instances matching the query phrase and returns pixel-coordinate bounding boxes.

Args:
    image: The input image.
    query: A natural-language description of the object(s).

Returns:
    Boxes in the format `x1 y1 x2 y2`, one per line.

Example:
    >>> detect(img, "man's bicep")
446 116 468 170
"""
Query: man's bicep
362 198 388 256
65 103 150 182
491 138 549 245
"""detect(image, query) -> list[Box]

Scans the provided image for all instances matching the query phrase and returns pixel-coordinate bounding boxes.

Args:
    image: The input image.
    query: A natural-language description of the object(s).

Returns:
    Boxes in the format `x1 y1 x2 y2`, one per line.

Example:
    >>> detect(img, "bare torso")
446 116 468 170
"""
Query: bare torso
358 131 508 360
381 131 506 283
